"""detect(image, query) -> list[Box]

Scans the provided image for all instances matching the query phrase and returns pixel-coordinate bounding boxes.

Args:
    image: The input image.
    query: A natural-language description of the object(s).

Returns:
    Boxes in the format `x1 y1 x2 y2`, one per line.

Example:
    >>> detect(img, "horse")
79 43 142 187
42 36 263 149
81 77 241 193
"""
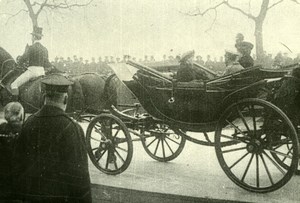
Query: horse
0 47 117 117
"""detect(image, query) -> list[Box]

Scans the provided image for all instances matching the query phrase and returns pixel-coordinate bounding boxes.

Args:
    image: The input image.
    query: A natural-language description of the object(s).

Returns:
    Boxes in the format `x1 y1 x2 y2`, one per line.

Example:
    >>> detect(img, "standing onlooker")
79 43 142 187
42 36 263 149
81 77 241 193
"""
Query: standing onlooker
205 55 214 69
12 74 91 202
0 102 24 201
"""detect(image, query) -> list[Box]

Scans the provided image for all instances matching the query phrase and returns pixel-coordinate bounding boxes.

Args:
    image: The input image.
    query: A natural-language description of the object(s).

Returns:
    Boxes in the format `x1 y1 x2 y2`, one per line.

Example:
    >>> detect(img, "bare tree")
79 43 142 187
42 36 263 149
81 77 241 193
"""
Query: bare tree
1 0 93 34
186 0 300 61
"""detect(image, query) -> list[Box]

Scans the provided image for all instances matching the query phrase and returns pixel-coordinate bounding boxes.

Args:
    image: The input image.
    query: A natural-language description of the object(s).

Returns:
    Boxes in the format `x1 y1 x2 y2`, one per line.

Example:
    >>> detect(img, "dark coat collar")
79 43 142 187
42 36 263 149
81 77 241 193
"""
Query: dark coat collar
34 105 67 117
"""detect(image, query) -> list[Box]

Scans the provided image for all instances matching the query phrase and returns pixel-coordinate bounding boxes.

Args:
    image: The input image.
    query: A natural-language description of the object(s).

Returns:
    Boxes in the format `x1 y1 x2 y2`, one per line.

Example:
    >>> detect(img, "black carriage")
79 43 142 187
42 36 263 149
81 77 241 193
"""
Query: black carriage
85 60 299 193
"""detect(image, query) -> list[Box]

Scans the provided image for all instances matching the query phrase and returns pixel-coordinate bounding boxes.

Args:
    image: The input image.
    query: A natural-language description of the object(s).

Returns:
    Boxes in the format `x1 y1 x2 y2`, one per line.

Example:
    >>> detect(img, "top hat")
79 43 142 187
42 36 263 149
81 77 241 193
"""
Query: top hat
31 26 43 37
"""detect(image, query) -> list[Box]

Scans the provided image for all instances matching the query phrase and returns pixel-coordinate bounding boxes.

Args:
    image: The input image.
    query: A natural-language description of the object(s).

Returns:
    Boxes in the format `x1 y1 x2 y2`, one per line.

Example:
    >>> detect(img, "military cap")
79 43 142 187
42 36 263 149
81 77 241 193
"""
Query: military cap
179 50 195 62
239 41 254 50
41 74 73 93
225 50 241 57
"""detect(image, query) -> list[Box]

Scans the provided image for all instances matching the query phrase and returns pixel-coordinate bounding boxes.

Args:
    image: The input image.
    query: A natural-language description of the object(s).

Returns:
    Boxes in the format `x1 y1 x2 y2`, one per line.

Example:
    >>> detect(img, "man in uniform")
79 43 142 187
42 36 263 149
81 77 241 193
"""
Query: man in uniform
12 74 92 202
11 26 51 99
238 41 254 68
223 50 244 75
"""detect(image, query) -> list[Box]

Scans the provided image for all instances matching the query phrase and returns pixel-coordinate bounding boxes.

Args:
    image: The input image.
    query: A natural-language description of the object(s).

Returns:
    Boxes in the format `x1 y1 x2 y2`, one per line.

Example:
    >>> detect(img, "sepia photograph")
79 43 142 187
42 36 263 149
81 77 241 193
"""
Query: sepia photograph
1 0 300 202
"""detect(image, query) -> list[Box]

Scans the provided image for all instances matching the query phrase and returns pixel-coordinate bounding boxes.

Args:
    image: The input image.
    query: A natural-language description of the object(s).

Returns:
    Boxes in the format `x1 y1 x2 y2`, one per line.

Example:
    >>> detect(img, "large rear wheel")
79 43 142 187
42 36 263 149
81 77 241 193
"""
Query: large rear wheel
86 114 133 175
215 98 299 193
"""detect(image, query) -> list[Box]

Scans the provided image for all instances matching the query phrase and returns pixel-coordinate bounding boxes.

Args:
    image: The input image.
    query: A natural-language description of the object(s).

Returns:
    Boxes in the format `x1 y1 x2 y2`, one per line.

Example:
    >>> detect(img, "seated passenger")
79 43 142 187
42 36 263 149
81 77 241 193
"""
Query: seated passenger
177 50 208 82
238 41 254 68
223 50 244 75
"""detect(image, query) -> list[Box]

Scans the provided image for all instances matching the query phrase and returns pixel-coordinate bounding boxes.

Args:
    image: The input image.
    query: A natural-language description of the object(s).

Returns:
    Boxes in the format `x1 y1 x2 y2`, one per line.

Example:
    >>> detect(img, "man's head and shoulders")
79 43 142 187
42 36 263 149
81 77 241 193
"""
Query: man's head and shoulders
223 50 244 75
26 74 75 125
29 26 46 50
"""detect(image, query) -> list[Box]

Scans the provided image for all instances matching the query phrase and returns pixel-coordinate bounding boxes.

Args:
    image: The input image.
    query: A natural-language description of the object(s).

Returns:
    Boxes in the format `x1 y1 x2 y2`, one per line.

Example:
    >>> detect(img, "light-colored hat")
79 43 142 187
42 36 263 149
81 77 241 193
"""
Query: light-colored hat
179 50 195 62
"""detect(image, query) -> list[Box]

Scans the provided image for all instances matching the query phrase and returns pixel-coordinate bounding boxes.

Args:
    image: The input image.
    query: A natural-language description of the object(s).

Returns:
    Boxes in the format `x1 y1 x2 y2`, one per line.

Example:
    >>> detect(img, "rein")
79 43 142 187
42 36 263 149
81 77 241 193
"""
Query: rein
1 58 15 79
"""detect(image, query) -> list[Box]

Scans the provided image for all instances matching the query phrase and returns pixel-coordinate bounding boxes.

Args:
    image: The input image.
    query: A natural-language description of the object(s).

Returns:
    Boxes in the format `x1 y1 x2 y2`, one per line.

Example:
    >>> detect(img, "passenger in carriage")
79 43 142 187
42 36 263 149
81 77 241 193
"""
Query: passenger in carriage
238 41 254 68
11 26 51 100
223 50 244 75
176 50 209 82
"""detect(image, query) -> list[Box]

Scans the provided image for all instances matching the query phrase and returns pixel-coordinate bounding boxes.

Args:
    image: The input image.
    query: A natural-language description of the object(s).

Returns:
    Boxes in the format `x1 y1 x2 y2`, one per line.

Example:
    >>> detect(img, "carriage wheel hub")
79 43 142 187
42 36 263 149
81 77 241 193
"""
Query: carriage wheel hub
247 139 263 154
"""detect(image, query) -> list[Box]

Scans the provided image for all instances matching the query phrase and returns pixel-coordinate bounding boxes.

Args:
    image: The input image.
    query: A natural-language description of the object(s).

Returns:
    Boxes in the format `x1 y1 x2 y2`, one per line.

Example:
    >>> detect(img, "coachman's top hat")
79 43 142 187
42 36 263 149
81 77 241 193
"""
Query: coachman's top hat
31 26 43 37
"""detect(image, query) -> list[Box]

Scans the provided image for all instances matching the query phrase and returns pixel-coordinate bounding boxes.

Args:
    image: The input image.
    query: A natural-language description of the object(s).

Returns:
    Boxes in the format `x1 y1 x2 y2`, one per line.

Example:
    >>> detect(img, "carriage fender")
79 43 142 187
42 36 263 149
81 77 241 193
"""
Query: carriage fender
221 80 267 106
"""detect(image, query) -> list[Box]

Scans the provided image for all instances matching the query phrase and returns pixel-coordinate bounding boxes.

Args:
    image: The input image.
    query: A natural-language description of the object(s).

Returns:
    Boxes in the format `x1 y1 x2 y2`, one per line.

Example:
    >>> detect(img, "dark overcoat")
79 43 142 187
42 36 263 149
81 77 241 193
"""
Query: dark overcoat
19 42 51 68
0 123 20 199
12 105 91 203
239 54 254 68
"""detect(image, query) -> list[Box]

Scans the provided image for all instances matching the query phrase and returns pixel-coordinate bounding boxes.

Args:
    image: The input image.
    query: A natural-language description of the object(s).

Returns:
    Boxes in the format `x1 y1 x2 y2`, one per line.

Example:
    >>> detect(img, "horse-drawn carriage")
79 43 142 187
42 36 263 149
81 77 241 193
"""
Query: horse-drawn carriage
1 47 299 193
85 60 300 193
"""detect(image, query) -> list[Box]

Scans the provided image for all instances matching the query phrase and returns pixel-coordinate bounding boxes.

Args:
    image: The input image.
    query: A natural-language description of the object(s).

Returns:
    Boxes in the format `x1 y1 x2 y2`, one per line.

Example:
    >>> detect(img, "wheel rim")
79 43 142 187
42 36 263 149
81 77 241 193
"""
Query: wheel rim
86 114 133 175
141 123 186 162
215 99 299 193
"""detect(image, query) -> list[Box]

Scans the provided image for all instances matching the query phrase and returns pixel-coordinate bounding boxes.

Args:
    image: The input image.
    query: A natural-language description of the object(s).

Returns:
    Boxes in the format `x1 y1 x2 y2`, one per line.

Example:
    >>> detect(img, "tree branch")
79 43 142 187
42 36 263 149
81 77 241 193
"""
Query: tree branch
183 0 255 20
183 1 225 16
223 0 256 20
36 0 48 17
0 9 28 25
268 0 284 10
33 0 93 10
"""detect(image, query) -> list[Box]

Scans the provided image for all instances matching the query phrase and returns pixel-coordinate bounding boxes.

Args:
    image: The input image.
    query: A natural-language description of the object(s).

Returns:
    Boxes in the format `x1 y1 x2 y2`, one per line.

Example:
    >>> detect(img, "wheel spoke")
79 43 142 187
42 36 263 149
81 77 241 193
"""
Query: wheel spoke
220 134 248 144
241 154 254 182
115 146 128 153
225 120 249 139
113 159 118 170
164 138 174 154
263 151 286 175
250 105 257 133
114 148 125 163
113 129 121 139
154 139 161 156
229 152 249 169
96 149 107 162
222 146 247 153
90 136 102 142
105 151 110 169
281 147 293 163
256 154 259 188
165 136 180 145
161 139 166 159
266 149 293 160
146 137 158 148
260 154 274 185
237 106 250 132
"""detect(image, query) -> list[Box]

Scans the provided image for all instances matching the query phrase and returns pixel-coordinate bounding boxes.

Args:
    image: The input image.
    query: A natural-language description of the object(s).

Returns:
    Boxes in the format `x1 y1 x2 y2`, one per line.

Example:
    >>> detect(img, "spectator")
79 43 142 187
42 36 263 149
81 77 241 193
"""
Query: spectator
12 74 92 202
0 102 24 201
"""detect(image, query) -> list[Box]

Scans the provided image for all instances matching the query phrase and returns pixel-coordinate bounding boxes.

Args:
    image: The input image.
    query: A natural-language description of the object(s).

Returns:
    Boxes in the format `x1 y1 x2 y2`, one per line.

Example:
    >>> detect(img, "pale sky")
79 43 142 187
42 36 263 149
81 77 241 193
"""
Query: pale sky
1 0 300 61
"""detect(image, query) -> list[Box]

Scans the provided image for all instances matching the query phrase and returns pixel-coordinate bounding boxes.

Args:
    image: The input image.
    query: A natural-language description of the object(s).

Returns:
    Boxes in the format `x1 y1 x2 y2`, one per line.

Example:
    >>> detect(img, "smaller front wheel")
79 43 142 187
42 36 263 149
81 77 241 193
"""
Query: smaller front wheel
86 114 133 175
141 122 186 162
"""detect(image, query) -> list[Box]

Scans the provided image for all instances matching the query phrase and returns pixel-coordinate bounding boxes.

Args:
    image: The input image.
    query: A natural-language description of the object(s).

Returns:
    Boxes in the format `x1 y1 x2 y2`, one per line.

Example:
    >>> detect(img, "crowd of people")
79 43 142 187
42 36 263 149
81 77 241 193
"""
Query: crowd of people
50 51 300 76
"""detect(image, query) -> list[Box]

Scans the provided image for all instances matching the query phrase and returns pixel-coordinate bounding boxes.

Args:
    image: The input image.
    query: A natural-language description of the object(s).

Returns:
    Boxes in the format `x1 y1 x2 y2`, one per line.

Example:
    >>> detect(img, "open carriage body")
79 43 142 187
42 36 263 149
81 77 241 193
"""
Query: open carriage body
86 61 299 193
